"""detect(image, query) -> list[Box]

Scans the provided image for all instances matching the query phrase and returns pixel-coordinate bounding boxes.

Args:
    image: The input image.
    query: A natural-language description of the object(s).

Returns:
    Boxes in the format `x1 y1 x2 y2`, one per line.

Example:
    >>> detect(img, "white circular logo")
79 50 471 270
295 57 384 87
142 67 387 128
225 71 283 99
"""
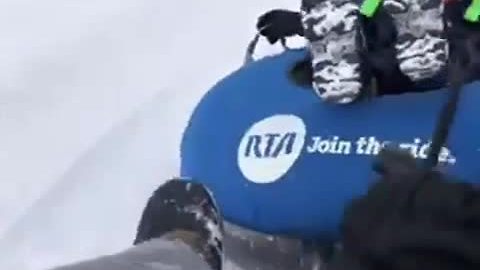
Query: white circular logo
237 114 306 184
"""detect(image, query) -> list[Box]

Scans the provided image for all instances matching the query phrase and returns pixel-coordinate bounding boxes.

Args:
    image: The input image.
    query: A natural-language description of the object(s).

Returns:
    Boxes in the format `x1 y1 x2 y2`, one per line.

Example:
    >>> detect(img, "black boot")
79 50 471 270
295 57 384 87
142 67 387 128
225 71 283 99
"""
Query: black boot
134 178 223 270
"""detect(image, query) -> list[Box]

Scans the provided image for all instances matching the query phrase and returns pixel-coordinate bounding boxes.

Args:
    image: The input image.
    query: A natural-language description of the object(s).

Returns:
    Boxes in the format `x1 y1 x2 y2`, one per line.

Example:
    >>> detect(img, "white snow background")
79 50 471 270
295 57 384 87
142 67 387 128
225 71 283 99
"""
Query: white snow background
0 0 304 269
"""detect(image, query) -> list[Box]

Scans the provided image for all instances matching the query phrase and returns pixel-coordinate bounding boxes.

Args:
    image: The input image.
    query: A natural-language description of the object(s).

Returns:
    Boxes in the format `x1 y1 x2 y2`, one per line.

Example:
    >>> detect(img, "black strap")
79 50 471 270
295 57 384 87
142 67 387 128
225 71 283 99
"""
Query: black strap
425 54 466 168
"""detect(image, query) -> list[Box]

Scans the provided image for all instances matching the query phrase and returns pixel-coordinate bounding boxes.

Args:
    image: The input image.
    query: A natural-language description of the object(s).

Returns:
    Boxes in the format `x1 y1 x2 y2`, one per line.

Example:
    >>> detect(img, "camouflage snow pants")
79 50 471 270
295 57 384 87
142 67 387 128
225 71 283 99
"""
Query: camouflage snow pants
301 0 447 103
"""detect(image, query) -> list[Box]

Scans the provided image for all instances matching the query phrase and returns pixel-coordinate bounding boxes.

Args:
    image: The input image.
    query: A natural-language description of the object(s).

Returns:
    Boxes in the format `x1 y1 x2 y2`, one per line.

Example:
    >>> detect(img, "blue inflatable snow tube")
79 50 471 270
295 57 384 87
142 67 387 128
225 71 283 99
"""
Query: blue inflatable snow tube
180 49 480 241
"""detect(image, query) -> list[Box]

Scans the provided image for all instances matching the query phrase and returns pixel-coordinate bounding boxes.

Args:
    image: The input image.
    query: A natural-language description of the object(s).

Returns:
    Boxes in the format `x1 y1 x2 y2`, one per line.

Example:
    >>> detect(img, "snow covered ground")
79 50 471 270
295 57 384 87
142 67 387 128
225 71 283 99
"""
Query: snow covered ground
0 0 300 269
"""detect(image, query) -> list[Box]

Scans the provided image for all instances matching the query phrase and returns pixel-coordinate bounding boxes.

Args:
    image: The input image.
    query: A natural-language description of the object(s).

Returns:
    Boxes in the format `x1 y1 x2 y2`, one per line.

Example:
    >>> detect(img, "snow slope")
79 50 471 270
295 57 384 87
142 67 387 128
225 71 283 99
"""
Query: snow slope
0 0 299 269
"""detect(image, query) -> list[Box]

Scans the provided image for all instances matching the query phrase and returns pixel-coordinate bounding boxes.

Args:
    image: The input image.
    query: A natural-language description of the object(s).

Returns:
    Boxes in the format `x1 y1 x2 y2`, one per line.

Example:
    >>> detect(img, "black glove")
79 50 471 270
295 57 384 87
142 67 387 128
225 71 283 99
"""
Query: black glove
256 9 304 44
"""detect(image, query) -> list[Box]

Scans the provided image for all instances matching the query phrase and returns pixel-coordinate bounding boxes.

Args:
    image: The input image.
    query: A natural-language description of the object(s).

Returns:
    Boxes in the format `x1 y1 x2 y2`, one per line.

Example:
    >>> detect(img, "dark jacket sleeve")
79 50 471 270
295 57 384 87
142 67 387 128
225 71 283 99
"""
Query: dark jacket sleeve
49 238 212 270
